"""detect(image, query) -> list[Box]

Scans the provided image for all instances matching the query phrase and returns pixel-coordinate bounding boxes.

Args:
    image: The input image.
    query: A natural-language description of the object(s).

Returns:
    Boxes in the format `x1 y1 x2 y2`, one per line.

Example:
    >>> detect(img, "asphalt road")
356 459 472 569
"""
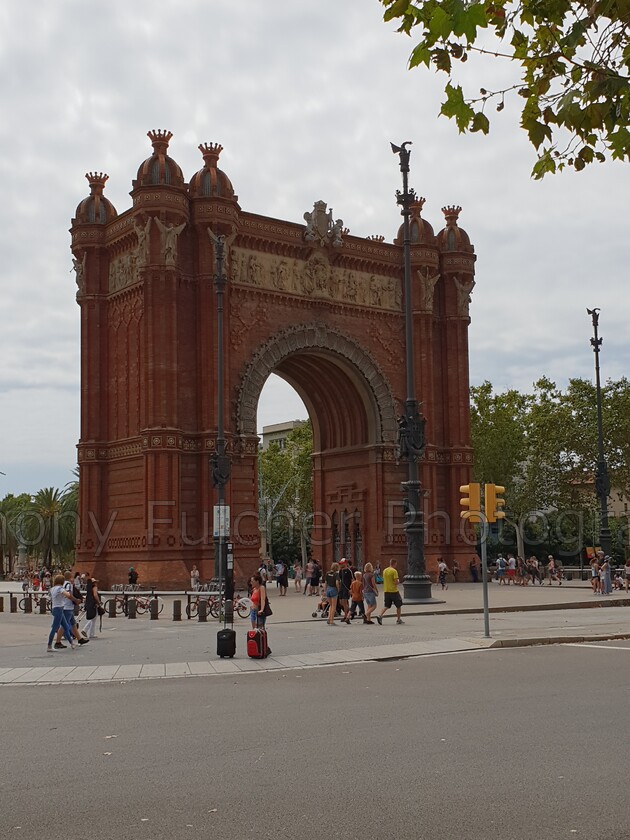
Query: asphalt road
2 643 629 840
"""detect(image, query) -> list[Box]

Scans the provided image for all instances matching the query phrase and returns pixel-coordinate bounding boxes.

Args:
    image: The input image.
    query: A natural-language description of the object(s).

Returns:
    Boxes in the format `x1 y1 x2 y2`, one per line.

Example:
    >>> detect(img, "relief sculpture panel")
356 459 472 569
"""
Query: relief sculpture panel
229 246 401 311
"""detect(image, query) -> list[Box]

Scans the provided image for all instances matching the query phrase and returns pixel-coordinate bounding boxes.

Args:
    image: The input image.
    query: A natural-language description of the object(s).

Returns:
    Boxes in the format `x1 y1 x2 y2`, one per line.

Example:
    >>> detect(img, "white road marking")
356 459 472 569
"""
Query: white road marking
564 643 630 651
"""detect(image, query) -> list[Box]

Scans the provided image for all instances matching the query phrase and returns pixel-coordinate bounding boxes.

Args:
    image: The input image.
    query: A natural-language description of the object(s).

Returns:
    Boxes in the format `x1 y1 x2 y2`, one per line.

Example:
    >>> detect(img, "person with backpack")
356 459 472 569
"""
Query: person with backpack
337 558 353 624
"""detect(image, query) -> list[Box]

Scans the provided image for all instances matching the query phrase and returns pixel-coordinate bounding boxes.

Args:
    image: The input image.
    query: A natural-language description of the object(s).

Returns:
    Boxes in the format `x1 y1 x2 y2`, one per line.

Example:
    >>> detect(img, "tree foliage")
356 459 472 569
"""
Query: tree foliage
381 0 630 176
471 377 630 559
258 422 313 561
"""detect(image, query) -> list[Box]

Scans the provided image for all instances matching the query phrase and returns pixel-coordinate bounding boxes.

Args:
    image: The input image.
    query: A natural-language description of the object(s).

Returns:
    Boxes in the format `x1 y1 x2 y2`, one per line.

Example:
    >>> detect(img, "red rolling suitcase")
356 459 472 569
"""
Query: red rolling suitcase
247 627 270 658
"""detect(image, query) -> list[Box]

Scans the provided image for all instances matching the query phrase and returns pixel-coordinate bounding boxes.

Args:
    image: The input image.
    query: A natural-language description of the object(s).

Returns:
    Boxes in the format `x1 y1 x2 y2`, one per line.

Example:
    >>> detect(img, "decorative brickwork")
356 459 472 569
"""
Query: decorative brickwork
70 132 477 588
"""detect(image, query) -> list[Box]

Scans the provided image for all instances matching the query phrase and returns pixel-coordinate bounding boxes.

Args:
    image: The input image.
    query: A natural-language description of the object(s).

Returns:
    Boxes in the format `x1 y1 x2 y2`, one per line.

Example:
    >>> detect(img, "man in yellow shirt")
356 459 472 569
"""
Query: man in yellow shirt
376 558 404 625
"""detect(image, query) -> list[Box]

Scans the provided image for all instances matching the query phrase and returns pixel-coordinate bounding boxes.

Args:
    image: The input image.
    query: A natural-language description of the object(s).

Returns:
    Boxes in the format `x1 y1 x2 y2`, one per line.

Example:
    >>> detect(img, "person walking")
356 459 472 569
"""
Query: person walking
190 565 200 590
47 574 76 652
82 577 103 640
55 571 88 649
293 562 303 593
437 557 448 591
311 560 321 597
469 556 480 583
452 559 460 583
376 558 404 625
362 562 378 623
601 555 613 595
325 562 340 626
349 571 366 621
337 558 353 624
624 558 630 592
304 560 315 595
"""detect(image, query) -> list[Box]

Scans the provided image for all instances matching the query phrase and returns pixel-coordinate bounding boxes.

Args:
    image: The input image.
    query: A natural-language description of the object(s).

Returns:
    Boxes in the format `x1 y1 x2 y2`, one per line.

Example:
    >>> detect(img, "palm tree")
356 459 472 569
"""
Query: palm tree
21 488 77 567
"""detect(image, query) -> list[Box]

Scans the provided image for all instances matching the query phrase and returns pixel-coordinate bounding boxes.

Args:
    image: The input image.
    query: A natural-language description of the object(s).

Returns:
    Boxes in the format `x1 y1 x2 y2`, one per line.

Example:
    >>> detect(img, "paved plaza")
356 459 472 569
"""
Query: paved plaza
1 581 629 686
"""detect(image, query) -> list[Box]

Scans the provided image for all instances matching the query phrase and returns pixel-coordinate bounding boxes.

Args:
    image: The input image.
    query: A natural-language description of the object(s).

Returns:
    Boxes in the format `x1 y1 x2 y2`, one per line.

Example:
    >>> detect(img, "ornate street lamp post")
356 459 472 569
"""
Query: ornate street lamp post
210 231 233 623
587 307 612 557
391 142 432 602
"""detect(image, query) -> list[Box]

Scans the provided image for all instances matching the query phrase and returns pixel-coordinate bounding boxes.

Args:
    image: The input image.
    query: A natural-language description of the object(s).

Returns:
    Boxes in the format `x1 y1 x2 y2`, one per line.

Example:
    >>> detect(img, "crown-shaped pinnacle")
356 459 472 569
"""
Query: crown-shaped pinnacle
85 172 109 193
147 129 173 155
198 142 223 167
442 205 462 225
368 234 385 242
410 196 426 212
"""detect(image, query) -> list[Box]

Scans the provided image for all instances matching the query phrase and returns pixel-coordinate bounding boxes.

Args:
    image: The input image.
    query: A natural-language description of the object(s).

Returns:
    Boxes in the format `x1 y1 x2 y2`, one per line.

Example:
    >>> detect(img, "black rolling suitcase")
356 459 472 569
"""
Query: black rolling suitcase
217 627 236 658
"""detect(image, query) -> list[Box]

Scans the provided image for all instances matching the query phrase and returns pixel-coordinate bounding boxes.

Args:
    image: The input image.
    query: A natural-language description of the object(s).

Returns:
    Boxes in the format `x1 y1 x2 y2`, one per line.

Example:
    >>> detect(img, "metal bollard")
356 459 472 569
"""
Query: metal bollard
24 596 32 614
0 596 4 612
39 597 47 615
149 597 159 620
10 596 17 613
173 600 182 622
127 598 137 619
108 599 117 618
198 599 208 622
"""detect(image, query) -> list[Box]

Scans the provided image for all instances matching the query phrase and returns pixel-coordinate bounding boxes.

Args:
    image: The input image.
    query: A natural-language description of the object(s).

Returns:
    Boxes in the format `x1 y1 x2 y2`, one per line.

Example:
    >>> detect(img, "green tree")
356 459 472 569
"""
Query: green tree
0 493 31 574
381 0 630 176
259 422 313 563
18 487 77 567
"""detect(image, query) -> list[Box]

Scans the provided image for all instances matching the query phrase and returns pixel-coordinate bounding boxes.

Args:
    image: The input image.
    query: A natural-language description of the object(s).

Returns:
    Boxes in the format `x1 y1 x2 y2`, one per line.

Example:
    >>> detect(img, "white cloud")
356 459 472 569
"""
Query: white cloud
0 0 628 495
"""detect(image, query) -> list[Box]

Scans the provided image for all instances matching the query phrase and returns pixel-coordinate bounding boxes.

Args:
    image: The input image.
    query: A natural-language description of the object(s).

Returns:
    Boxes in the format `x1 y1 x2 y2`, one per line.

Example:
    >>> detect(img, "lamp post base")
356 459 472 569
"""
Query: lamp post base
403 575 439 604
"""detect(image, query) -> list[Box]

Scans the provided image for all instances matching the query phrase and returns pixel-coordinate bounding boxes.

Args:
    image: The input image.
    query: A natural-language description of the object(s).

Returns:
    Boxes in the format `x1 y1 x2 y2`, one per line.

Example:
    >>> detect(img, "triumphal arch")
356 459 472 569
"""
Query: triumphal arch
70 130 476 588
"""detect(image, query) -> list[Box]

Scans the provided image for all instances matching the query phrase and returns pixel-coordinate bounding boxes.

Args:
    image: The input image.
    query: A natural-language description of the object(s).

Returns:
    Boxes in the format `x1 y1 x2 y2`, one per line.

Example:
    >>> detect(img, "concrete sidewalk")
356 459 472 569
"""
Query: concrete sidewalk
1 580 629 685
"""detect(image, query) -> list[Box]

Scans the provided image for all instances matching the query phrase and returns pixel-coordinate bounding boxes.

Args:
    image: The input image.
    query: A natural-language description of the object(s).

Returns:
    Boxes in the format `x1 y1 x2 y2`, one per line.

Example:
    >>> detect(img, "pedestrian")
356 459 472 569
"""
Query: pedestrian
496 555 507 585
275 560 288 596
362 562 378 623
624 558 630 592
73 570 82 590
55 571 89 649
469 556 480 583
311 560 321 596
47 574 76 652
325 562 340 626
547 555 562 585
304 559 314 595
437 557 448 591
337 558 353 624
293 562 303 593
128 566 138 586
591 557 600 593
376 558 404 625
249 573 269 629
349 571 366 621
258 560 269 586
374 563 383 584
452 558 460 582
507 553 517 584
190 565 200 590
82 577 103 640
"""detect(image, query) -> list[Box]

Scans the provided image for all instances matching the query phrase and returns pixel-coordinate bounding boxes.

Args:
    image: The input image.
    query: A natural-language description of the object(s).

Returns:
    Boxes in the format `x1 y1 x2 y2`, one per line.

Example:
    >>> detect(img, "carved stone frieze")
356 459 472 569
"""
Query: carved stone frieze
229 246 401 311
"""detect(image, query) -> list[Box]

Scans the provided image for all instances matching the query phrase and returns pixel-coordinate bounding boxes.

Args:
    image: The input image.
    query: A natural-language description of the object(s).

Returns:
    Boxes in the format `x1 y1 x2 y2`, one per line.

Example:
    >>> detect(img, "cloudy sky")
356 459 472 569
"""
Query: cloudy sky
1 0 628 497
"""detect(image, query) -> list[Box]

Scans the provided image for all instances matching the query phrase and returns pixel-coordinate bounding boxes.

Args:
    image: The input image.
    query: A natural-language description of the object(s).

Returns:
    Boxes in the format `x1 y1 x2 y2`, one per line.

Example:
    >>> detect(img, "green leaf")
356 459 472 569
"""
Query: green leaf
383 0 413 23
429 6 453 40
409 42 431 68
440 84 475 131
471 111 490 134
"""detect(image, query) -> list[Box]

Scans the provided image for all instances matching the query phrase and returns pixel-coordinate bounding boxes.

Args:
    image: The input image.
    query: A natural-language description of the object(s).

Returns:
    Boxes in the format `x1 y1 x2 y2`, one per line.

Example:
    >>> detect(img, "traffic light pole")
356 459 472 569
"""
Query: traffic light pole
480 504 491 640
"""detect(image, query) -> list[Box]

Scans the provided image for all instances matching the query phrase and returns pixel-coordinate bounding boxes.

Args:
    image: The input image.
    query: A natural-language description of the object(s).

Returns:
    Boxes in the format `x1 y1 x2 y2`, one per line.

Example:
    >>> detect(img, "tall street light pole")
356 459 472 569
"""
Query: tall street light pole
391 141 432 602
210 231 233 624
587 307 612 556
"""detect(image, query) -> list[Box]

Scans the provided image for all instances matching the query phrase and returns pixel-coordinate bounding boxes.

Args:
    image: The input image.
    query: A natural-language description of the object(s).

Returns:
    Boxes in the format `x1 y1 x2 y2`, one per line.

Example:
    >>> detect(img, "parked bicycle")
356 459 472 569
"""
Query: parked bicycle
18 591 49 612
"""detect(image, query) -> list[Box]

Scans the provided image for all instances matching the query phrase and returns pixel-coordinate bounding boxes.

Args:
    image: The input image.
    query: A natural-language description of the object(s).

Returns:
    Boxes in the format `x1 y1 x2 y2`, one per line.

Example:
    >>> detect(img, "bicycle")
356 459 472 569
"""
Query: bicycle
18 591 49 612
208 592 252 620
134 593 165 615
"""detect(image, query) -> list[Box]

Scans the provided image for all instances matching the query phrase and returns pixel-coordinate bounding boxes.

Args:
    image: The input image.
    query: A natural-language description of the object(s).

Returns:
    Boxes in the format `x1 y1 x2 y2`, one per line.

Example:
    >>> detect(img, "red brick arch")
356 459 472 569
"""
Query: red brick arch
236 321 398 447
70 133 477 587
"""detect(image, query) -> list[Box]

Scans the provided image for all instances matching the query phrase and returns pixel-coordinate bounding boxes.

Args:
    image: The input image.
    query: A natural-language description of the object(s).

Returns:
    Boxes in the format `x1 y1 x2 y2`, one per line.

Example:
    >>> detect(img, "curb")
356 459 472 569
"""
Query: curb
489 632 630 649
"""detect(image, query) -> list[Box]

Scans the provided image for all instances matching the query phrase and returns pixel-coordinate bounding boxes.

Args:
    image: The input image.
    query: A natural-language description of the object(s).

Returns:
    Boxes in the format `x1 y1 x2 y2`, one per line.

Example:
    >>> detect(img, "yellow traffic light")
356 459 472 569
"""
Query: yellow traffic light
485 483 506 523
460 483 482 523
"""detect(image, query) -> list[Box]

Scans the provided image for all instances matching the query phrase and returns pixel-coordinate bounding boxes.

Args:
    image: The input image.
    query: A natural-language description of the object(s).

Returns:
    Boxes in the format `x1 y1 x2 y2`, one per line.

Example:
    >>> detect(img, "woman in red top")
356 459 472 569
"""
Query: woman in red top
249 573 268 629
